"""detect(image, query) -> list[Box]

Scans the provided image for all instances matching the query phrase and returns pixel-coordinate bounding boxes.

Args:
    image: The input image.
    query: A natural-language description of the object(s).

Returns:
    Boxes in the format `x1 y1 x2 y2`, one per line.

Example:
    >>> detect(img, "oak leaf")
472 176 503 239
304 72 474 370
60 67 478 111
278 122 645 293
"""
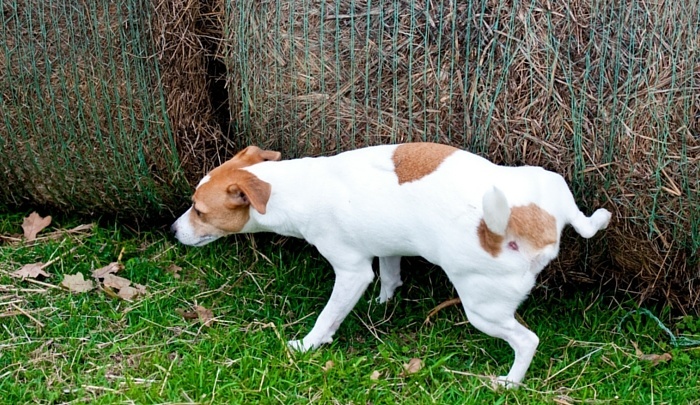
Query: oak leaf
401 358 423 376
61 273 94 293
166 264 182 279
176 305 214 326
92 262 123 279
631 341 672 366
22 212 52 241
103 274 132 290
195 305 215 327
12 263 51 279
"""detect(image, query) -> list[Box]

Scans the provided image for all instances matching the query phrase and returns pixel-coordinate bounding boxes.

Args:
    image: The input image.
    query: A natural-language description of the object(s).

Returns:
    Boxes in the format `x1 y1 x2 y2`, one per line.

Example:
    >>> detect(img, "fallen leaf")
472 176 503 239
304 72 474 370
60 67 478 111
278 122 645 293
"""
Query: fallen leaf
103 274 132 290
195 305 215 327
117 286 140 301
369 370 382 380
401 358 423 376
61 273 94 293
631 341 673 366
22 212 52 241
12 263 51 279
166 264 182 279
118 283 147 301
640 352 672 366
92 262 123 279
176 308 199 320
322 360 334 372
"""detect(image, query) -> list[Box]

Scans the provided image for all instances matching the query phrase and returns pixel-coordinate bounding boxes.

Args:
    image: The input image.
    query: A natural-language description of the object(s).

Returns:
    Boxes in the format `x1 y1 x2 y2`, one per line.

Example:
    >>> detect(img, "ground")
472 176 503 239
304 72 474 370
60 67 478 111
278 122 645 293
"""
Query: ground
1 212 699 404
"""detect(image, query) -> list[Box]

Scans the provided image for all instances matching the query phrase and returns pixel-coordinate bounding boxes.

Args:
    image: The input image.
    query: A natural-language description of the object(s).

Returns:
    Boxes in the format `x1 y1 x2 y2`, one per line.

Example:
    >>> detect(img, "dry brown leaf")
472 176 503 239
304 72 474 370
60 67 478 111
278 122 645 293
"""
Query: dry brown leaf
103 274 132 290
117 286 140 301
322 360 334 372
369 370 382 380
92 262 123 279
61 273 94 293
22 212 52 241
401 358 423 376
195 305 215 327
176 308 199 320
12 263 51 279
167 264 182 279
631 341 673 366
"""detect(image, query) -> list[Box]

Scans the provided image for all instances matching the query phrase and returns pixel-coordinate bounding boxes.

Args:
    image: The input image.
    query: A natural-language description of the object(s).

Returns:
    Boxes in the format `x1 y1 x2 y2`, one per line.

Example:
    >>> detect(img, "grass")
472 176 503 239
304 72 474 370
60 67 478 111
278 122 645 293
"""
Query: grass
1 211 699 404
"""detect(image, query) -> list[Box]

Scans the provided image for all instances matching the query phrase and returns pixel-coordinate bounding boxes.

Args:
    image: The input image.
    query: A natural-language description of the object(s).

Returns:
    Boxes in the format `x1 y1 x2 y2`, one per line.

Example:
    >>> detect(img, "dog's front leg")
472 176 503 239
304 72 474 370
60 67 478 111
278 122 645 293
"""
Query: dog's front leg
288 257 374 352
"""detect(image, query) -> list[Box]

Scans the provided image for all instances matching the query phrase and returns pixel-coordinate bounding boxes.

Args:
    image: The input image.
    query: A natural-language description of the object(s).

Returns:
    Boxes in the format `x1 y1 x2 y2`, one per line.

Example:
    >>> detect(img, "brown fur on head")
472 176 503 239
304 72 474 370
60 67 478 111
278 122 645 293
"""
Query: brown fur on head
188 146 281 237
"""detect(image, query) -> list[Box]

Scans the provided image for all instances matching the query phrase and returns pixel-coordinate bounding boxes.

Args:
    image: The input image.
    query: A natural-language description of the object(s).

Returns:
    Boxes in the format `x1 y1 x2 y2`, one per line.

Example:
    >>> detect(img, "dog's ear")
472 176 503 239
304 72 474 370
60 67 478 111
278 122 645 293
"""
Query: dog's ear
237 146 282 164
226 171 271 214
258 149 282 162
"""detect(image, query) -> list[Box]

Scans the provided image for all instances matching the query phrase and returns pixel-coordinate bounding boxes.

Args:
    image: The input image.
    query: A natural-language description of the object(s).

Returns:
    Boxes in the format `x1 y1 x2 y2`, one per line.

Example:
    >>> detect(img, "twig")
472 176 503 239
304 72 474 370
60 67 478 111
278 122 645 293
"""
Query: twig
424 297 462 324
10 303 45 328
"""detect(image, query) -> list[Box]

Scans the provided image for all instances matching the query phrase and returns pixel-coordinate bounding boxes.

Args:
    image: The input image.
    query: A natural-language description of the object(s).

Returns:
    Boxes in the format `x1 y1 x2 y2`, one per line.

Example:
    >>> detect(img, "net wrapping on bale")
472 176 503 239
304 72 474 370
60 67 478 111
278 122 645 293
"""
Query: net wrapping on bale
0 0 224 217
222 0 699 309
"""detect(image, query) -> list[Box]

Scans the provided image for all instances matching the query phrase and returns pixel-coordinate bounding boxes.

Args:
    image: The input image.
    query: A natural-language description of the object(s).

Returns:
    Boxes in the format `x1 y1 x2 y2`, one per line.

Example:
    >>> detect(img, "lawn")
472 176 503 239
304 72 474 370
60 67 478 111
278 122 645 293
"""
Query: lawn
1 212 699 404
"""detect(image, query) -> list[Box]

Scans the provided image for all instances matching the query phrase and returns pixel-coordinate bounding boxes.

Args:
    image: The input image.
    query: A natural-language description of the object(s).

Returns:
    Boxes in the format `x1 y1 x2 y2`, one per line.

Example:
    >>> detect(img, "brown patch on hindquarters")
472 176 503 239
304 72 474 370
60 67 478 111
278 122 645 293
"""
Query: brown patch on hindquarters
478 219 505 257
392 143 458 184
508 204 557 250
478 203 557 257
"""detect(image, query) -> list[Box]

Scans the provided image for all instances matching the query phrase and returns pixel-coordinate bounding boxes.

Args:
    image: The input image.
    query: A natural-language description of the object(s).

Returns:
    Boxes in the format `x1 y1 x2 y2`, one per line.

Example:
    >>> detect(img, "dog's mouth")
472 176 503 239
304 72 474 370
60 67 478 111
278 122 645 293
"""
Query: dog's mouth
190 235 218 247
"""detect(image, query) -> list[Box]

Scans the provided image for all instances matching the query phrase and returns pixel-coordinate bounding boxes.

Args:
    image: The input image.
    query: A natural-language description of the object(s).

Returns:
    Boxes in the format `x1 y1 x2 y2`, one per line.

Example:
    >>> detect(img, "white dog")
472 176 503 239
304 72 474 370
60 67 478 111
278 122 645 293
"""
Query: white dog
171 143 611 387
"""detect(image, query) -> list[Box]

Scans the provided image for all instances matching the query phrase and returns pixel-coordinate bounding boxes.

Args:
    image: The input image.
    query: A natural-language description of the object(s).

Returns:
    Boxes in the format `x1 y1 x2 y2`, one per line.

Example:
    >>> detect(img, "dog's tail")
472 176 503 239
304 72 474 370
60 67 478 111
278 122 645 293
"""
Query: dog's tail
482 184 612 240
569 208 612 238
482 187 510 236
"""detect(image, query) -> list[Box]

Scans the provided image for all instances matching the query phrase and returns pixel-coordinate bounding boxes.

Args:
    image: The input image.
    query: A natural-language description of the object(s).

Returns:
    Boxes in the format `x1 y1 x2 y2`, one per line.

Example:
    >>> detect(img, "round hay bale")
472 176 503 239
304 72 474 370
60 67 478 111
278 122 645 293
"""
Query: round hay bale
223 0 699 310
0 0 222 218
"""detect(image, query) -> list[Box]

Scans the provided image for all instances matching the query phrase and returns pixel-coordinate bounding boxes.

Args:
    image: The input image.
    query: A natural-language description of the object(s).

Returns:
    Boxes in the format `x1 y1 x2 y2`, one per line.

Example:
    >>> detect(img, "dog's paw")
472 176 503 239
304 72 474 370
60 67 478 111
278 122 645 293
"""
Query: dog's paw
287 340 309 352
375 293 390 304
493 376 520 390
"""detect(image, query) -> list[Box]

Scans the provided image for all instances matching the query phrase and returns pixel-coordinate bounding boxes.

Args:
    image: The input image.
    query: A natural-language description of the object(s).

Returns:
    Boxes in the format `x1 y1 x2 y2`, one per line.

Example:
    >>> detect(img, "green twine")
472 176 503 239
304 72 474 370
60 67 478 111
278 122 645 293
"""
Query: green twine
618 309 700 348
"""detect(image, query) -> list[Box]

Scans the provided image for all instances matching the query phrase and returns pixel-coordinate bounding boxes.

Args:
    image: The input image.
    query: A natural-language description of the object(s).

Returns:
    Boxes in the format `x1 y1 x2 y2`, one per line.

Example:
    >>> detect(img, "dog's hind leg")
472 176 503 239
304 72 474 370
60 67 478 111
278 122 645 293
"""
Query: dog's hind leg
288 255 374 352
377 256 403 303
449 276 539 388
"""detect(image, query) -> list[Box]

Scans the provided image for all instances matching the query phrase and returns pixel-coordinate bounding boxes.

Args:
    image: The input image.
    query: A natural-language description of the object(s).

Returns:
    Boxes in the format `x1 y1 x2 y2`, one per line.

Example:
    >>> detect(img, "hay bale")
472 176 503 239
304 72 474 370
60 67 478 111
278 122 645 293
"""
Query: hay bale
223 0 699 310
0 0 222 217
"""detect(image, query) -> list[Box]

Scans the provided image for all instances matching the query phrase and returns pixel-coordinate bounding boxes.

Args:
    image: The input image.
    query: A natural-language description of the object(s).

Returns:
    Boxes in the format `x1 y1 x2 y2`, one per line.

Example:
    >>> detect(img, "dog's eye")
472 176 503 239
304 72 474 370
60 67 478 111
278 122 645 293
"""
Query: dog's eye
193 205 202 217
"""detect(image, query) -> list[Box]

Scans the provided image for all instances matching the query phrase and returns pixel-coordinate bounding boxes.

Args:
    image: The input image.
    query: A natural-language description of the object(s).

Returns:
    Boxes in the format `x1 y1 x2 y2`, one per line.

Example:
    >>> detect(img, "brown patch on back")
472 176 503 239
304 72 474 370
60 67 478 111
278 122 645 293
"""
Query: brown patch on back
508 204 557 250
478 219 504 257
392 143 458 184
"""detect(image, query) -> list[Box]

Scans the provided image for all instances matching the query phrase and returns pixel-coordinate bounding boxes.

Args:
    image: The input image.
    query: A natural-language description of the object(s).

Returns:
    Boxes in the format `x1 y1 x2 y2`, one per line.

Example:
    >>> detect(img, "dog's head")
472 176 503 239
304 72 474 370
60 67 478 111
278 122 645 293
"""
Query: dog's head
171 146 281 246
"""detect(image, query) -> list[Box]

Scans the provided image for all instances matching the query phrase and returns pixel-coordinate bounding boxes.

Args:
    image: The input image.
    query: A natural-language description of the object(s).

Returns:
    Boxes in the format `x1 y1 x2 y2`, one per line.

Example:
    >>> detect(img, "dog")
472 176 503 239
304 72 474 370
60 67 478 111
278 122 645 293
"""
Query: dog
171 143 611 387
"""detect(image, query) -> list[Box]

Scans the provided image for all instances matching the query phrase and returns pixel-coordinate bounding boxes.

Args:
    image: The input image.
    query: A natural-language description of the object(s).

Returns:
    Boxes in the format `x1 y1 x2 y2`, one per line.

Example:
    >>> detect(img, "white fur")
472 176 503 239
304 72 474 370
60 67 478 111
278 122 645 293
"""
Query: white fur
482 187 511 235
197 175 211 188
173 144 612 388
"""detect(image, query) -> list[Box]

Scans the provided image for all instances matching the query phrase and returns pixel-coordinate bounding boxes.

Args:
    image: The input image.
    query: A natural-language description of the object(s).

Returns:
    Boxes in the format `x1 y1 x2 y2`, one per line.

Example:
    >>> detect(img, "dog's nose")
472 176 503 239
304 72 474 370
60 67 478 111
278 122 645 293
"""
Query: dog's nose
170 222 178 234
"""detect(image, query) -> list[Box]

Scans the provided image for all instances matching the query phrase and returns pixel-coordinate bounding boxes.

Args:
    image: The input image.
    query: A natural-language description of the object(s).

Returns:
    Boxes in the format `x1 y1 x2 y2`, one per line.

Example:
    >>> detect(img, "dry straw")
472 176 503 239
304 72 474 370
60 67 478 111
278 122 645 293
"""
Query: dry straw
223 0 699 310
0 0 223 217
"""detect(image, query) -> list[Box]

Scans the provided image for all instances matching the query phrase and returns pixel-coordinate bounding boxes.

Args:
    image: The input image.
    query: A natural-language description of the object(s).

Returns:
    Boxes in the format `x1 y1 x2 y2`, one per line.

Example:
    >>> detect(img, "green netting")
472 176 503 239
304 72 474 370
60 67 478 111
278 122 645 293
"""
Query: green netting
0 0 222 218
222 0 699 308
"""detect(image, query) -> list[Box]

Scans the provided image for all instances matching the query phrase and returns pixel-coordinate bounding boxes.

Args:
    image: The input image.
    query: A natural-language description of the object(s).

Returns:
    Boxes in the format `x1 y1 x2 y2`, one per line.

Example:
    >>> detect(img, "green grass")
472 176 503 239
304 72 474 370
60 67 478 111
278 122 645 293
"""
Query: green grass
1 212 699 404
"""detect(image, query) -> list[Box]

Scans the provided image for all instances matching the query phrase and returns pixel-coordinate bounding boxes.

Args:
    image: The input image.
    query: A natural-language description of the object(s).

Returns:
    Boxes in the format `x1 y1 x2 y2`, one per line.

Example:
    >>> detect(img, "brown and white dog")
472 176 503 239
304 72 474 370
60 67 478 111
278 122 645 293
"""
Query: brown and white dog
171 143 611 387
